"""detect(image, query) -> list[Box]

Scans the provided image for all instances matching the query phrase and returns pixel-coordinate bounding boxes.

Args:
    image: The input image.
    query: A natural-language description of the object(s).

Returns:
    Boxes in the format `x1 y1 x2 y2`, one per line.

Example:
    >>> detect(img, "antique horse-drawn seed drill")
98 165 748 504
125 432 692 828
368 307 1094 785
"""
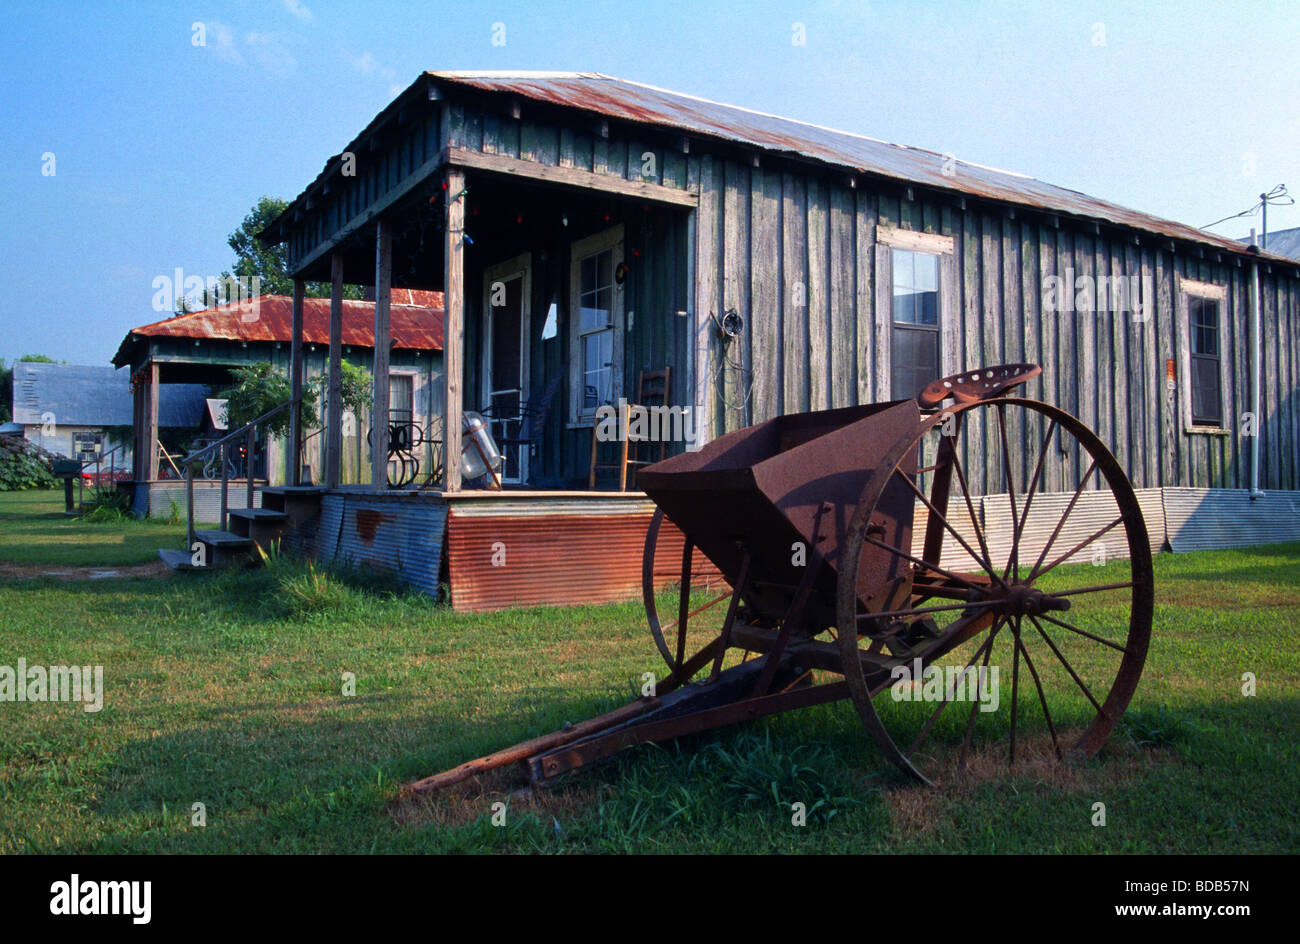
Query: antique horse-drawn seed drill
407 363 1153 791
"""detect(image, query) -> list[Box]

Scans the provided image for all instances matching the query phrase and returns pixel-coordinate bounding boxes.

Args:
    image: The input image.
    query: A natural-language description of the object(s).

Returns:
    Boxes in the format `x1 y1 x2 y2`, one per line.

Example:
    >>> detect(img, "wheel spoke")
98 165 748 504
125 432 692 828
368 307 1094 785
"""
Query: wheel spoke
997 403 1020 580
1010 419 1058 581
1051 580 1137 598
1028 457 1099 579
1015 625 1061 759
1030 515 1125 581
858 597 1001 623
1036 612 1132 655
892 468 1008 590
951 451 998 581
864 534 987 594
1028 615 1109 720
1009 615 1022 764
906 620 1003 758
958 622 1001 772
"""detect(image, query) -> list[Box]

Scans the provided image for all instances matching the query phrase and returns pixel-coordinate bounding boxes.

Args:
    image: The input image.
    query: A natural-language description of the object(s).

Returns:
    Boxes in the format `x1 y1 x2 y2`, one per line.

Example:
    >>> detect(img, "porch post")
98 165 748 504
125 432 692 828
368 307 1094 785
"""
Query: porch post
146 361 160 481
132 373 144 480
289 278 305 486
443 168 465 491
325 252 344 488
371 220 392 490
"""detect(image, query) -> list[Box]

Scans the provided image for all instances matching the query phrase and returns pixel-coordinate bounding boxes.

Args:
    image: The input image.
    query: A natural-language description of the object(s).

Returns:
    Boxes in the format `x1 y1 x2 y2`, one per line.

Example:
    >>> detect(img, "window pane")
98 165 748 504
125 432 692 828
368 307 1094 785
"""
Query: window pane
915 253 939 292
581 256 596 295
1191 298 1218 356
891 325 939 399
582 329 613 411
893 248 940 326
1191 356 1221 425
580 290 610 332
596 250 612 289
893 249 913 289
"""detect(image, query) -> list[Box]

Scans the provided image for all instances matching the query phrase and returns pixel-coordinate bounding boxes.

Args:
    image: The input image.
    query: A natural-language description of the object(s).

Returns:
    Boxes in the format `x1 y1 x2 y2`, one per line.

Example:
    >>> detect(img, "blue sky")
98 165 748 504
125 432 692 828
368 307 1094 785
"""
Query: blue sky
1 0 1296 366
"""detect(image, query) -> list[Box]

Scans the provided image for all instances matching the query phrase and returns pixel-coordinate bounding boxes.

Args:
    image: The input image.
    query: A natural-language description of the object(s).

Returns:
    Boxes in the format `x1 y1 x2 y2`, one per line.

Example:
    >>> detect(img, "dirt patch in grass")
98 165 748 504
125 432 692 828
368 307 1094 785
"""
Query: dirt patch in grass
881 731 1180 836
389 766 602 830
0 560 171 581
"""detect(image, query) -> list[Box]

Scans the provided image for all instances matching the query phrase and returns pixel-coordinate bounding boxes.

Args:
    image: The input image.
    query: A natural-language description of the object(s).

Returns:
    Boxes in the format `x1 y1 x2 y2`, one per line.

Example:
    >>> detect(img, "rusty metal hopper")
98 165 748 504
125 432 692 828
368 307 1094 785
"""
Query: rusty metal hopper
638 399 922 631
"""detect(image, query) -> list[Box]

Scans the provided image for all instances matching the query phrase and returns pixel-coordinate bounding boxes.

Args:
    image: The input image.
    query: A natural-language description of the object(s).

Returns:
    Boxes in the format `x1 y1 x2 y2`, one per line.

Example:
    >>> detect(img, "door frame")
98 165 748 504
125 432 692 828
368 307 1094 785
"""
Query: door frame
482 252 532 484
567 224 625 428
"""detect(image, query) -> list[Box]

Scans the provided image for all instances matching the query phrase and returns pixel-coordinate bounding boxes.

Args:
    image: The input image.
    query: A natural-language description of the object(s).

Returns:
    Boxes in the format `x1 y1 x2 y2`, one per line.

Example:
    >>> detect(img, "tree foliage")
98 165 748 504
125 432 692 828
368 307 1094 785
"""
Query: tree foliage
217 362 373 438
220 197 363 302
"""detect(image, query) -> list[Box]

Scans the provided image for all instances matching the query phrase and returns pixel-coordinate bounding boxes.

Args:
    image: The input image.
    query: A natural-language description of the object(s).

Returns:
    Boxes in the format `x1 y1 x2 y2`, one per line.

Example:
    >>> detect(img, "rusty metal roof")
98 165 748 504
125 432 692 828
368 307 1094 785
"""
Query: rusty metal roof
113 291 444 367
426 71 1292 264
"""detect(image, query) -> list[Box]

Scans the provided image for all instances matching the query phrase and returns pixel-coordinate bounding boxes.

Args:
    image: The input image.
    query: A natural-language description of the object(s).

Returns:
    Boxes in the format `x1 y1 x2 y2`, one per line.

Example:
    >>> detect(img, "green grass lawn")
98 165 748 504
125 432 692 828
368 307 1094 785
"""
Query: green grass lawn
0 489 196 567
0 487 1296 853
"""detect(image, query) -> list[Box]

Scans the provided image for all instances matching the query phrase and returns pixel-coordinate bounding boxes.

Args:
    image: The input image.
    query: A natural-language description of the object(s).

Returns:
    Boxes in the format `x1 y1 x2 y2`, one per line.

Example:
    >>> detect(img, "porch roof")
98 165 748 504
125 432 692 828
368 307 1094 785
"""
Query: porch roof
112 291 445 368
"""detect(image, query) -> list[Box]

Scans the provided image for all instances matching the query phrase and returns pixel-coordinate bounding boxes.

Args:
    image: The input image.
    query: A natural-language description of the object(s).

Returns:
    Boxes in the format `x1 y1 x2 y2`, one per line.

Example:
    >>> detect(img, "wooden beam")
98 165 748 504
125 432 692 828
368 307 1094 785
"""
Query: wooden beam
443 168 465 492
293 151 448 275
289 279 305 486
371 220 393 490
146 361 160 481
444 146 699 208
133 378 144 481
326 253 345 488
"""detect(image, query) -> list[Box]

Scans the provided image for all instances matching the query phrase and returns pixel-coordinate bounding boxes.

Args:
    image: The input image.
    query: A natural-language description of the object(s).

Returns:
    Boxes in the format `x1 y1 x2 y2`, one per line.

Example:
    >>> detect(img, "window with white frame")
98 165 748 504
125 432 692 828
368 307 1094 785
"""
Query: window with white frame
875 227 954 402
1177 278 1227 431
569 226 624 425
890 248 942 400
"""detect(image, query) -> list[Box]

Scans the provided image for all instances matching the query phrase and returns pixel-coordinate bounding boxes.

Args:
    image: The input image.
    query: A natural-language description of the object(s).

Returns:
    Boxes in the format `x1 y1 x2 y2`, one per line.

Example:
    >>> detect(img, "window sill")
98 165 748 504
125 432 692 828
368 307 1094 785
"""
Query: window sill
1185 425 1229 436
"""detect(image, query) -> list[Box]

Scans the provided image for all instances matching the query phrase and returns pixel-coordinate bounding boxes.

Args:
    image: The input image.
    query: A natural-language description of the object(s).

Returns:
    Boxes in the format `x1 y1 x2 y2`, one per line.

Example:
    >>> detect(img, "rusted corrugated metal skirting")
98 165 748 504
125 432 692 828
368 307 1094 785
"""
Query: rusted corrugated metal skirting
447 509 719 612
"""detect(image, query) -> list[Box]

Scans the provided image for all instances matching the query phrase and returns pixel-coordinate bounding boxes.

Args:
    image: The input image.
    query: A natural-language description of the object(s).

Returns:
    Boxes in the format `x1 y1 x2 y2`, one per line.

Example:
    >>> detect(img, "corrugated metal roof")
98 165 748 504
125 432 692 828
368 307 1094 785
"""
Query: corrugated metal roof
11 363 207 428
421 71 1292 263
1241 226 1300 263
264 70 1297 267
113 292 445 368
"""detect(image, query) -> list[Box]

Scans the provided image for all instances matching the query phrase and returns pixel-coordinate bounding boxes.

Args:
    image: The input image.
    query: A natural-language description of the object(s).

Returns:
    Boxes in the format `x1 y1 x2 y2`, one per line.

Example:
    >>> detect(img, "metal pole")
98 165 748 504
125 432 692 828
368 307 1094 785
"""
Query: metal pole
1250 260 1265 499
246 426 256 511
220 442 229 531
1261 192 1268 252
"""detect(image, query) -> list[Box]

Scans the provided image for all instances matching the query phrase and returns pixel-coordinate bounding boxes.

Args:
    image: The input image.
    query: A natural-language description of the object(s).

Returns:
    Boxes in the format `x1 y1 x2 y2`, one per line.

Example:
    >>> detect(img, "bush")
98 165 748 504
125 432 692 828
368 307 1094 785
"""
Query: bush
80 489 132 522
0 435 58 491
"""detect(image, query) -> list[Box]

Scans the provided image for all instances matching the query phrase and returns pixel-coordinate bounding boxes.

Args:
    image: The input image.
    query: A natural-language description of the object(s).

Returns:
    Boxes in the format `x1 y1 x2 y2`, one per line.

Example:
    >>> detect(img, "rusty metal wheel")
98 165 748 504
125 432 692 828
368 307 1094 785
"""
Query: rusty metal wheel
835 396 1154 783
642 508 734 678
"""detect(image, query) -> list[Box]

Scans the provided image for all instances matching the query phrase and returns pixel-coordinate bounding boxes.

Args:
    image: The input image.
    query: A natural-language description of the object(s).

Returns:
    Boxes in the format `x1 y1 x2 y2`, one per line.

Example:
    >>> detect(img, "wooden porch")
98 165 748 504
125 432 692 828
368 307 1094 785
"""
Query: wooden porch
170 484 717 613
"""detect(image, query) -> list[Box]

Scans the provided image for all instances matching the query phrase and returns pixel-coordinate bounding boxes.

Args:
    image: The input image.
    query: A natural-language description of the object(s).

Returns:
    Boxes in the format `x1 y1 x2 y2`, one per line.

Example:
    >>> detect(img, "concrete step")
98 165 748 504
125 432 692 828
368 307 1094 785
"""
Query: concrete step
159 548 201 570
192 528 252 567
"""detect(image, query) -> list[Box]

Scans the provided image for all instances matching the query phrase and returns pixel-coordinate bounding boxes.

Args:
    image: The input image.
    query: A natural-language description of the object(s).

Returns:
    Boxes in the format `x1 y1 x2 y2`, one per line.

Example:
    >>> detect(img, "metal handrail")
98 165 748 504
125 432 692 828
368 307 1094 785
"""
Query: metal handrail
181 400 293 465
184 398 296 553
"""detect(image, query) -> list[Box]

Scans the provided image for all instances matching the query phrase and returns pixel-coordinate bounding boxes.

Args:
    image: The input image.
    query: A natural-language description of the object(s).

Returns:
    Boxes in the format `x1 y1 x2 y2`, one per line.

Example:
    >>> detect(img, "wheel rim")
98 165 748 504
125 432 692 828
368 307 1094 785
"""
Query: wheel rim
836 397 1154 783
642 508 733 679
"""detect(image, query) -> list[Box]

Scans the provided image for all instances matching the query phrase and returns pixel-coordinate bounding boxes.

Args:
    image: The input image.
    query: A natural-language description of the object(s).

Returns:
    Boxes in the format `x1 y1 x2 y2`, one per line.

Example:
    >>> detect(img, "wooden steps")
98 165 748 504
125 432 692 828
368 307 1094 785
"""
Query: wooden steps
160 486 327 570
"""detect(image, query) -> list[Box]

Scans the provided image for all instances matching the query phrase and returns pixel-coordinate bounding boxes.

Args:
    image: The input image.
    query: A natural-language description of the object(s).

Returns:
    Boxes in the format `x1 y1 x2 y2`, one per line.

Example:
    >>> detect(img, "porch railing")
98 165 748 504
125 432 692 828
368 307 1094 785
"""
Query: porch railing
81 440 129 505
179 399 293 549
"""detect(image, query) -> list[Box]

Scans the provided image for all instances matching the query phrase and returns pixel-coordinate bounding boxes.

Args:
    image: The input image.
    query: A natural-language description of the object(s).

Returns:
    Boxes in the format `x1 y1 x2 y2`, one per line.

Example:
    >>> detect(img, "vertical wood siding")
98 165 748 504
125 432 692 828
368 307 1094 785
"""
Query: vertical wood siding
692 158 1300 493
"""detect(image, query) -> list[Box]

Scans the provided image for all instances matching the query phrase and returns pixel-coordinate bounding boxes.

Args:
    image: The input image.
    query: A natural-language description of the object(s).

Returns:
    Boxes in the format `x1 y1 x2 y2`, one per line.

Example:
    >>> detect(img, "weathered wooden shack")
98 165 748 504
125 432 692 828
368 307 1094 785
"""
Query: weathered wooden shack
243 71 1300 608
115 291 444 517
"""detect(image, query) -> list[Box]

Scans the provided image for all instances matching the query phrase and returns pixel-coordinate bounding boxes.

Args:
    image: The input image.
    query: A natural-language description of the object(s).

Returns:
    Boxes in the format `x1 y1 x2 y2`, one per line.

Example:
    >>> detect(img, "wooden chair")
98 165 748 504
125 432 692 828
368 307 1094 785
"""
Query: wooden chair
589 367 671 491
